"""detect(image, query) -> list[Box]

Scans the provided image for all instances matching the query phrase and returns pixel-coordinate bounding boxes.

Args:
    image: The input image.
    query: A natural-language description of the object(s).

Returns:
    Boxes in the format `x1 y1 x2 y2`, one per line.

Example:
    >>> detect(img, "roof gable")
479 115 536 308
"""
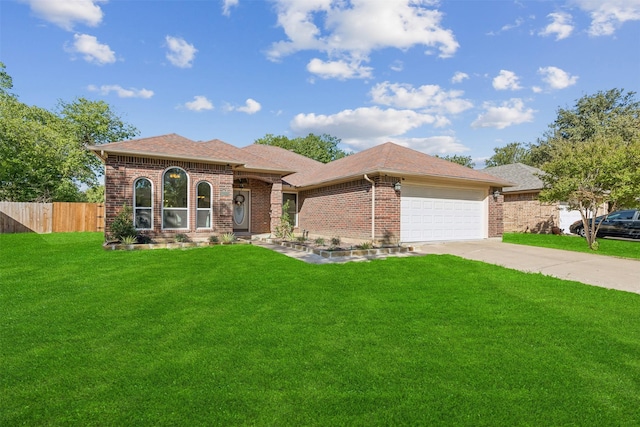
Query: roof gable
286 142 510 187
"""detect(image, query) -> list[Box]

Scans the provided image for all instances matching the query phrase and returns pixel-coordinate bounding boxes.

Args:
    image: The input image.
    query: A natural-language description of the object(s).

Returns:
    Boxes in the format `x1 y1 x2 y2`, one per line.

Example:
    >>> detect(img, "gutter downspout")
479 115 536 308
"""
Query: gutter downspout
364 174 375 241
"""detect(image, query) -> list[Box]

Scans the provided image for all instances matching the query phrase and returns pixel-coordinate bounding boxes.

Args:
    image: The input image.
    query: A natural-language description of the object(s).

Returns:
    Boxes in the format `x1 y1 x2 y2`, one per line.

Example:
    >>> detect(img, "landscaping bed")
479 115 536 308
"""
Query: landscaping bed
272 239 414 258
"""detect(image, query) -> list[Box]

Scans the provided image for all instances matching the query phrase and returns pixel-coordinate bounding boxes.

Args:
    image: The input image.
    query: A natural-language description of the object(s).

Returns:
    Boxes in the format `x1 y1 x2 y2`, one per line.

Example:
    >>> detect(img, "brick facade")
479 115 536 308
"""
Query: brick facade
104 155 283 240
503 192 558 233
297 176 401 243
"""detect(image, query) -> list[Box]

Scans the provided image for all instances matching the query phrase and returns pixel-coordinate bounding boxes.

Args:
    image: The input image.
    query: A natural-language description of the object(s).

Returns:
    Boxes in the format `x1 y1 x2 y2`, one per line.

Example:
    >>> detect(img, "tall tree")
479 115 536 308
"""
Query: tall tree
484 142 532 167
0 63 139 202
255 133 348 163
538 89 640 249
436 154 475 168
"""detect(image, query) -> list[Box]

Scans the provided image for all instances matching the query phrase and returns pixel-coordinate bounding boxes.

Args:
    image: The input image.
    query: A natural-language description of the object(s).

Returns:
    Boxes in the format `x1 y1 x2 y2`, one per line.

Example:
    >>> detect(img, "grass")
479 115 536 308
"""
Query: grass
503 232 640 259
2 232 640 425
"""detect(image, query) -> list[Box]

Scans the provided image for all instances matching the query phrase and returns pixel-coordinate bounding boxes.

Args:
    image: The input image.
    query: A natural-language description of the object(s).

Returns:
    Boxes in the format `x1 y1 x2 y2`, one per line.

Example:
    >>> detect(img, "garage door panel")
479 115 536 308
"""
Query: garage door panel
401 185 485 242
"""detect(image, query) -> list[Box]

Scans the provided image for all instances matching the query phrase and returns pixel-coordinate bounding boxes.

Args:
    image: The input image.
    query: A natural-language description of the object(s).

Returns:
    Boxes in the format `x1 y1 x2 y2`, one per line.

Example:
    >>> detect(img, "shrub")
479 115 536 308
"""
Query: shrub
110 204 137 242
274 200 294 239
209 235 219 243
314 237 325 246
120 235 137 245
296 235 307 243
357 241 374 250
330 236 341 247
174 233 189 243
220 232 236 244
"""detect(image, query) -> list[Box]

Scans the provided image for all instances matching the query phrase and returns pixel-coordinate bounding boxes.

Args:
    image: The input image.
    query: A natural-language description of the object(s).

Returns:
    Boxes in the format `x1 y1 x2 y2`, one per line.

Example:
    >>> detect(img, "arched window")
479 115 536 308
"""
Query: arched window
196 181 212 228
134 178 152 229
163 167 188 229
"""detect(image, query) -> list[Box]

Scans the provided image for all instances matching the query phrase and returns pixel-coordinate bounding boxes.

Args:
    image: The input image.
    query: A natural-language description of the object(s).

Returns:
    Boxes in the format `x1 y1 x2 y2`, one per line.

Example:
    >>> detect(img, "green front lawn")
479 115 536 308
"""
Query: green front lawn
2 233 640 425
503 232 640 259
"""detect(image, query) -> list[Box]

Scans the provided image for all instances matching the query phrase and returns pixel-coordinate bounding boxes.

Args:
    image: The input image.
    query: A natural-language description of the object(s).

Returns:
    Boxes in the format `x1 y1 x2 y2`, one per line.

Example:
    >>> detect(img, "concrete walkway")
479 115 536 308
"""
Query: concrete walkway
418 239 640 295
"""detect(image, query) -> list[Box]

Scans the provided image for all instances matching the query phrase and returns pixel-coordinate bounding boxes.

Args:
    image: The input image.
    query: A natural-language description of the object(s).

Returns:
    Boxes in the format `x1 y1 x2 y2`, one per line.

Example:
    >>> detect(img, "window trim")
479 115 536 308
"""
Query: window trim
162 167 189 230
196 181 213 229
133 177 153 230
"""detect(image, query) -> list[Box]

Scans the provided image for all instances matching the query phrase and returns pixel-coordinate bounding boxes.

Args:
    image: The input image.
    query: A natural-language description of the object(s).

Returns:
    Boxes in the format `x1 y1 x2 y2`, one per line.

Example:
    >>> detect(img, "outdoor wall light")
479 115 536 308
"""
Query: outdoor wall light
493 190 501 200
394 182 402 192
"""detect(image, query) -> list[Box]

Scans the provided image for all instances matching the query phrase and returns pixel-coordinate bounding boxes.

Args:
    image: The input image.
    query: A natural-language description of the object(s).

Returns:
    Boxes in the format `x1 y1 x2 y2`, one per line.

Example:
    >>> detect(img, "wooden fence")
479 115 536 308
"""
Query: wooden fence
0 202 104 234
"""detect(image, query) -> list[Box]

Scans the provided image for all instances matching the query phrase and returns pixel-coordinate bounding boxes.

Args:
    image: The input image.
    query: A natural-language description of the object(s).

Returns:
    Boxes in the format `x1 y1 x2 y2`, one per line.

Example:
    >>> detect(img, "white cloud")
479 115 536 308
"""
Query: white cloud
571 0 640 36
23 0 105 31
487 17 524 36
306 58 373 80
538 66 578 89
370 82 473 115
88 84 154 98
184 96 213 112
471 98 535 129
340 135 469 155
222 0 239 16
539 12 574 40
165 36 197 68
267 0 458 79
291 107 441 141
492 70 522 91
451 72 469 84
66 33 115 65
232 98 262 114
390 60 404 72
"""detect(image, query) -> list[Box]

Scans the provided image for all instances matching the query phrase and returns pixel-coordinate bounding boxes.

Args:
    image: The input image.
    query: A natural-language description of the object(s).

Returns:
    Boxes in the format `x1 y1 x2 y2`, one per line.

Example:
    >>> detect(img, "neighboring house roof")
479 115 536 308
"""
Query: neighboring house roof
483 163 544 193
90 134 511 188
285 142 511 188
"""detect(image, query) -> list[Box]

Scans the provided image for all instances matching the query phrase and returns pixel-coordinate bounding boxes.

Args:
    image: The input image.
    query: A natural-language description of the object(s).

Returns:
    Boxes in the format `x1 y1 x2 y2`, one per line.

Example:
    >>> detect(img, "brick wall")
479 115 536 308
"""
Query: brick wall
488 187 504 238
503 192 558 233
298 176 401 243
105 155 234 240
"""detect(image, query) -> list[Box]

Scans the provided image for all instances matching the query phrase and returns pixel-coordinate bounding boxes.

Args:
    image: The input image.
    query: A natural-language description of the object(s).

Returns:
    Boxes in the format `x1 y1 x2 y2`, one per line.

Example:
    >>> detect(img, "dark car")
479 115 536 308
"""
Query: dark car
569 209 640 239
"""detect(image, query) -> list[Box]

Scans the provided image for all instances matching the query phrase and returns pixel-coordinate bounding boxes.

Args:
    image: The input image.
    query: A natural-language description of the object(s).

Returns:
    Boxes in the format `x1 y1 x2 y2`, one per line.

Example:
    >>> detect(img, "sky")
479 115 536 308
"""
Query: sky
2 0 639 167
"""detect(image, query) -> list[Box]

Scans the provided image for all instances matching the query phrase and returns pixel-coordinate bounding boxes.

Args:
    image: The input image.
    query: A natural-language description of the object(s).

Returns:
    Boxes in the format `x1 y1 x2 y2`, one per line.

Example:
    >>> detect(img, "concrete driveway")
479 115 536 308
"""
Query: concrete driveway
418 239 640 295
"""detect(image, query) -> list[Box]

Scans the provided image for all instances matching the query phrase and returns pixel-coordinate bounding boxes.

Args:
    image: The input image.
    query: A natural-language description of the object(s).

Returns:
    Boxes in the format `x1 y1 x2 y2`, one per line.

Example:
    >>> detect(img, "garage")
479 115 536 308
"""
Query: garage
400 185 486 242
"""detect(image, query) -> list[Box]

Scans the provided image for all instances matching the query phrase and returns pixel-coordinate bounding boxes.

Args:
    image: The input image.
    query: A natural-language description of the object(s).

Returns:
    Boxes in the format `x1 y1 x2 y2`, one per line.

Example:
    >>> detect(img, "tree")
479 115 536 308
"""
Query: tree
436 154 475 168
0 63 139 202
485 142 532 167
254 133 348 163
538 89 640 250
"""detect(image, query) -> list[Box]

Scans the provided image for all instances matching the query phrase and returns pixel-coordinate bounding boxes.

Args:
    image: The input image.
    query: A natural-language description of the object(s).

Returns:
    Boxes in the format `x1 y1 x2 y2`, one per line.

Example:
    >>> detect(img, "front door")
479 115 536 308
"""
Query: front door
232 189 250 232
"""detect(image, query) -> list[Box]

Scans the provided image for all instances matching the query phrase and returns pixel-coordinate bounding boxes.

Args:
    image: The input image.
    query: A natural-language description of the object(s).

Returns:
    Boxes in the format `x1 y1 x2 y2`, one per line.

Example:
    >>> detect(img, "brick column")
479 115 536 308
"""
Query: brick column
269 181 283 234
488 187 504 237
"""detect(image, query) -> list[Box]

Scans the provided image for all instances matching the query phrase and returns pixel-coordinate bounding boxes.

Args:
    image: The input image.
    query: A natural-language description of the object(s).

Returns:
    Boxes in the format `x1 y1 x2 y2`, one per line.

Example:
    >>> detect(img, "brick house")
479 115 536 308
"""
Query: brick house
90 134 510 243
483 163 581 233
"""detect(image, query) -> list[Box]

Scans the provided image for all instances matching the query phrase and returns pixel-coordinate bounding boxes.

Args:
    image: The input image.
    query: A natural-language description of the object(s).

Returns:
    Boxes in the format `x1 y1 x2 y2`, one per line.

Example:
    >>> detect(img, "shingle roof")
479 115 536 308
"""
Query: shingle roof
241 144 324 174
90 135 512 188
285 142 511 187
482 163 545 192
88 134 243 164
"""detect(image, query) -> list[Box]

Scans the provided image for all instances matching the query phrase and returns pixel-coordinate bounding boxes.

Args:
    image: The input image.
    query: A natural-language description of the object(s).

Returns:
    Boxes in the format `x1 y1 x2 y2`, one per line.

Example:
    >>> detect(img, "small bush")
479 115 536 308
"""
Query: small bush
357 241 374 250
314 237 325 246
110 204 137 242
209 235 219 243
330 236 341 247
136 234 153 244
174 233 189 243
296 235 307 243
120 235 137 245
220 232 236 244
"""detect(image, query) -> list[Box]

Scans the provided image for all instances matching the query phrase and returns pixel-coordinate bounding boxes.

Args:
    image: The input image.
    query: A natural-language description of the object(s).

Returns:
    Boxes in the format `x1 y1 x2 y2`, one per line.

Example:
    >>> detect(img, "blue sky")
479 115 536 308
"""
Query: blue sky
2 0 639 167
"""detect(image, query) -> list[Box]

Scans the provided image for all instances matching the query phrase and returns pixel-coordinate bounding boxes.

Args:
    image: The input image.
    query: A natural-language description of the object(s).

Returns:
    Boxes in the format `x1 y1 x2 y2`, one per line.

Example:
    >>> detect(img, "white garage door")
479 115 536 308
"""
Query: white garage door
401 185 485 242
